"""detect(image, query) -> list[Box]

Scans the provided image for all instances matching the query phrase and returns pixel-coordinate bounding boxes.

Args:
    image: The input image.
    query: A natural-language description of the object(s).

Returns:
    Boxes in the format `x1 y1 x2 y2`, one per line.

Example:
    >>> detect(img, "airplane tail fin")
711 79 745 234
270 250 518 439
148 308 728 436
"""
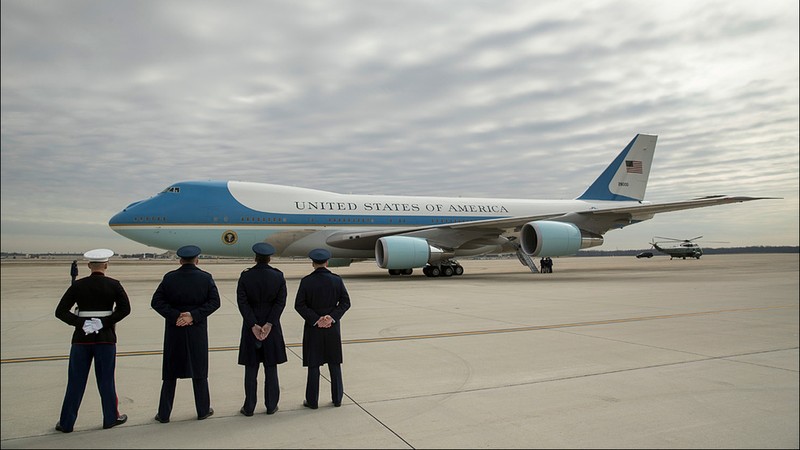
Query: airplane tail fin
577 134 657 202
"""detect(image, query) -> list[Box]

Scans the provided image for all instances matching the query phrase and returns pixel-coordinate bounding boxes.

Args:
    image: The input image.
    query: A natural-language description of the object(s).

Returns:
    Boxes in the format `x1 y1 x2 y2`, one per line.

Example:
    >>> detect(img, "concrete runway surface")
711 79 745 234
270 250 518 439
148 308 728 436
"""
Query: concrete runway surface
1 254 798 449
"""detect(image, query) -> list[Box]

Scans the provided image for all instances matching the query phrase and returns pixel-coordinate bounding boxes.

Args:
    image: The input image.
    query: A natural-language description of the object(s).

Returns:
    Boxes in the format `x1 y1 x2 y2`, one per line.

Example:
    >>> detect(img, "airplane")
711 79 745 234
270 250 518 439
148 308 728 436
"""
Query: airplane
109 134 774 277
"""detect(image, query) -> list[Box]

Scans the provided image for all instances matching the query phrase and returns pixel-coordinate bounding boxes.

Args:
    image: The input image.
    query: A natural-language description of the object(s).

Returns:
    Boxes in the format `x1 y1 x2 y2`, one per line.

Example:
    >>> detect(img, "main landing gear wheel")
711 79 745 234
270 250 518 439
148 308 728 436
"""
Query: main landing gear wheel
388 269 414 276
423 263 464 278
423 266 440 277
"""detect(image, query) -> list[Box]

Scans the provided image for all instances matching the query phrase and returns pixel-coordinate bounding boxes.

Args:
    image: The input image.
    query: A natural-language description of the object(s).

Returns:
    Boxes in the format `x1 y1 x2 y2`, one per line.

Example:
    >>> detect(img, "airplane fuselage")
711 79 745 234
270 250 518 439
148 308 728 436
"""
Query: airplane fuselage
109 180 625 259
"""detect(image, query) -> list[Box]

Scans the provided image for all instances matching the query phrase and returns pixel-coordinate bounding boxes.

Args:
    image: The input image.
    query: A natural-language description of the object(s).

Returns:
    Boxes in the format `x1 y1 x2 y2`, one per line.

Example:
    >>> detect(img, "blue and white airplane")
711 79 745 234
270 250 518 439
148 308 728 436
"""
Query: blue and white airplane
109 134 770 277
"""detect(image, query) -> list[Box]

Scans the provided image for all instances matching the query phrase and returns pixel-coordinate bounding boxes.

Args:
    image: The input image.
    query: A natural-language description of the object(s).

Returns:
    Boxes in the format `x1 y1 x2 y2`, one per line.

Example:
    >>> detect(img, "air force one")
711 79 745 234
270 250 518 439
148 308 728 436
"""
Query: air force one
109 134 773 277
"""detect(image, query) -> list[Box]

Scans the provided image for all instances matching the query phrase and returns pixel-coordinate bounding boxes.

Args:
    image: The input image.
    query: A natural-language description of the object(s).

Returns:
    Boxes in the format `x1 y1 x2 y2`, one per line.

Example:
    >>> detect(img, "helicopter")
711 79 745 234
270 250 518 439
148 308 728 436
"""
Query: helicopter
649 236 726 259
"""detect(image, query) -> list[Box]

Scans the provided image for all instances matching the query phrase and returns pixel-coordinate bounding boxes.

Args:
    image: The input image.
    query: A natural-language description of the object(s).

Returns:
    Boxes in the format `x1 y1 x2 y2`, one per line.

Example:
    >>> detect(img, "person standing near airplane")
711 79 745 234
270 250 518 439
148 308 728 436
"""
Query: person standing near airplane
151 245 220 423
294 248 351 409
54 248 130 433
70 260 78 285
236 243 288 416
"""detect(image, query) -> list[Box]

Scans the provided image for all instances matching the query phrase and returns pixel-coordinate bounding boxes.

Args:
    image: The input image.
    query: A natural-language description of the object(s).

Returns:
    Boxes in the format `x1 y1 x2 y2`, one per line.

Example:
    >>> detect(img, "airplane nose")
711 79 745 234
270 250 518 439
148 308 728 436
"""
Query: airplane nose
109 200 144 226
108 210 128 226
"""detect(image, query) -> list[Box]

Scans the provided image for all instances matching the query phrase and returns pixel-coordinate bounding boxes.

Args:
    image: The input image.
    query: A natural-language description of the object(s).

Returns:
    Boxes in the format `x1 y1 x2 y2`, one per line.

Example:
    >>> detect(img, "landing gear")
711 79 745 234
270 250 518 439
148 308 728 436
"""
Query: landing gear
423 262 464 278
387 262 465 278
388 268 413 276
423 265 440 277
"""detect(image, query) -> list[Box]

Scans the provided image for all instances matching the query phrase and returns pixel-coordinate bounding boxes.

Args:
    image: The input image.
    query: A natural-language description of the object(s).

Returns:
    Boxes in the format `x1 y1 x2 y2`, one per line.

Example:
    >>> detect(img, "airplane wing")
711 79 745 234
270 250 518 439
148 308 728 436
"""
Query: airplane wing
581 195 778 217
326 195 776 251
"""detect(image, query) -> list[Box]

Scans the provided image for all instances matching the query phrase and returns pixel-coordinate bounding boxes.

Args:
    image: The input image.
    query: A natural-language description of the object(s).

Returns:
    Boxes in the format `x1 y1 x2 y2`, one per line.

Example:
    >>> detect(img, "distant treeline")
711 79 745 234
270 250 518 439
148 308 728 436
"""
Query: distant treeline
577 246 799 257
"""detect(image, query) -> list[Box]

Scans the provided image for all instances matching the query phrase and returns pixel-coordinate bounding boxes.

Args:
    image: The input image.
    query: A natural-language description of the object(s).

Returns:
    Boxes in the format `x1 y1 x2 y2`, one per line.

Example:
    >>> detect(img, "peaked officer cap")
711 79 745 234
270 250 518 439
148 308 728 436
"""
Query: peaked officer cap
252 242 276 256
308 248 331 262
176 245 202 259
84 248 114 262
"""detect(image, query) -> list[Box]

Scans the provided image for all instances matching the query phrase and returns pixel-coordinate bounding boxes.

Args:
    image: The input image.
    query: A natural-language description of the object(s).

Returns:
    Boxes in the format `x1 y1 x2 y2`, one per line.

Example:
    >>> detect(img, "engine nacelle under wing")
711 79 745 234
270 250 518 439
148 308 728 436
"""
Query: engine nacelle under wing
375 236 450 269
520 220 602 256
327 258 353 267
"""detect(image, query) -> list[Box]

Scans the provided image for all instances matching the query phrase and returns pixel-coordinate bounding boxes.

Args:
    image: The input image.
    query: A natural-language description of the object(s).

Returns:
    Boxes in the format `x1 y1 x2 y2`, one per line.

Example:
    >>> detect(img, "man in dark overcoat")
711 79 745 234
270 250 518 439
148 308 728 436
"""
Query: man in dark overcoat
70 260 78 285
55 248 130 432
236 242 288 416
151 245 220 423
294 248 351 409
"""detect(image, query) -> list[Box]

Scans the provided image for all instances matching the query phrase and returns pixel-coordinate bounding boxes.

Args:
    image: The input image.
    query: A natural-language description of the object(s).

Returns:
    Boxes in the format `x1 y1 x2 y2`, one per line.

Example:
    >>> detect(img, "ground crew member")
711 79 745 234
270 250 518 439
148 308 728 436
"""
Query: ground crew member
70 260 78 285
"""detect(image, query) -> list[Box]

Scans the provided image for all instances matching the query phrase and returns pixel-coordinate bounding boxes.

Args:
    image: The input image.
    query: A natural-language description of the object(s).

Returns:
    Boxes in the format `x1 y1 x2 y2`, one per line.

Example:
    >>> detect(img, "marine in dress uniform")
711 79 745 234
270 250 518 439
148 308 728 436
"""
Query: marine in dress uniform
236 243 288 416
151 245 220 423
54 249 131 432
294 248 351 409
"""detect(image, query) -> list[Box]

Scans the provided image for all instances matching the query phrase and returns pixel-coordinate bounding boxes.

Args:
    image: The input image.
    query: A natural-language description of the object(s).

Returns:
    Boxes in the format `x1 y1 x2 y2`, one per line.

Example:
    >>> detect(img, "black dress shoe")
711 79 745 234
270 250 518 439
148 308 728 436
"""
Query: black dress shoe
302 401 318 410
333 401 341 407
55 422 72 433
266 406 279 415
198 408 214 420
154 414 169 423
103 414 128 429
240 407 253 417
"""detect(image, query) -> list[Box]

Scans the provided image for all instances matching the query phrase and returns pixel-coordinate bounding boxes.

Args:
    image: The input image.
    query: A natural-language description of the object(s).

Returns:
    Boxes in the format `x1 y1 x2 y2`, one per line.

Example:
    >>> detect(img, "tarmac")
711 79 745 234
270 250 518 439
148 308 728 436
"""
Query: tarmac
1 254 798 449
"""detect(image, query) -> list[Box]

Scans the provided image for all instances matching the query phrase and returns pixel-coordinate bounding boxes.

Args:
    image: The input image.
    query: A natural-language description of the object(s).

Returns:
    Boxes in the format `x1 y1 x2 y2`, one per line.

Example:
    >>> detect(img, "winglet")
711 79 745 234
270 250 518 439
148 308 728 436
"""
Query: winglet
577 134 658 202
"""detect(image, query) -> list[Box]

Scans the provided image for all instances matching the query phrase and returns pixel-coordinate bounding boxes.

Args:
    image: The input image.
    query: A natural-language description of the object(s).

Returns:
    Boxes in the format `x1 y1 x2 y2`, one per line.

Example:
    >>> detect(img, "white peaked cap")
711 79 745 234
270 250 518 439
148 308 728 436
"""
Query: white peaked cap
84 248 114 262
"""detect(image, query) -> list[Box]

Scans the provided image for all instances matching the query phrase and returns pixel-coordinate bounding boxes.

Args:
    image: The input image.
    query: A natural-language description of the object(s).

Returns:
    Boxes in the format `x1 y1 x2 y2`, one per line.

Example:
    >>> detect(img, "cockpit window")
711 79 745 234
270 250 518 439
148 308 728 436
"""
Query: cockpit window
161 186 181 193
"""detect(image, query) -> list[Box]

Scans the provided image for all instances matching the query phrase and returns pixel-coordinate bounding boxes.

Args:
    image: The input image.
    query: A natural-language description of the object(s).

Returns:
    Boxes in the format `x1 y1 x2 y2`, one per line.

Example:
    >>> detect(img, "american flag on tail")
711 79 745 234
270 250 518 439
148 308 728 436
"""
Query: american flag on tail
625 160 643 174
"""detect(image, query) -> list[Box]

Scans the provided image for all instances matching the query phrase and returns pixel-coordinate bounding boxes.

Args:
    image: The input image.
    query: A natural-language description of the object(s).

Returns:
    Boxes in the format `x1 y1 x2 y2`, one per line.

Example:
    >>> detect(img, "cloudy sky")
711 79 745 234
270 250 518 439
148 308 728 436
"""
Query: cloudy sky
2 0 798 255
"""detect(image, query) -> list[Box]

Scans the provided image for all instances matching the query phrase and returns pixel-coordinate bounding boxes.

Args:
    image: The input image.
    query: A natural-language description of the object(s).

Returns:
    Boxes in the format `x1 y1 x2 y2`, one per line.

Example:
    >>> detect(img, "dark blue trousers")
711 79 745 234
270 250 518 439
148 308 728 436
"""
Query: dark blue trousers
59 343 119 431
242 363 279 414
305 363 343 407
158 378 210 420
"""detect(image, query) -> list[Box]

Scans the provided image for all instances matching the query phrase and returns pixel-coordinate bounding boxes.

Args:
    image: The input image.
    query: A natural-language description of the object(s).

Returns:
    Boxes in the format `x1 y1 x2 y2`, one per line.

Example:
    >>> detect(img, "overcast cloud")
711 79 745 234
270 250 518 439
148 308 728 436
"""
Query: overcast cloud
2 0 798 254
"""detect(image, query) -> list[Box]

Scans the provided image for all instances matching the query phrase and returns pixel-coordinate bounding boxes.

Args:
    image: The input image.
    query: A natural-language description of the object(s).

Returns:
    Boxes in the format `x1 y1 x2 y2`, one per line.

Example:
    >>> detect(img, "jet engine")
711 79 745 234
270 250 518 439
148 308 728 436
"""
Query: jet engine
375 236 451 269
520 220 602 256
327 258 353 267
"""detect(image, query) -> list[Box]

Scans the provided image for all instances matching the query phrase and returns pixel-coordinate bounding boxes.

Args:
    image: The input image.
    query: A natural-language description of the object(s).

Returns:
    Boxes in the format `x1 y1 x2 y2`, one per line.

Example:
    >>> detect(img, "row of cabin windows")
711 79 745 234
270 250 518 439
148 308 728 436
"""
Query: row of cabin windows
326 217 376 223
432 218 468 224
241 217 288 223
135 216 468 224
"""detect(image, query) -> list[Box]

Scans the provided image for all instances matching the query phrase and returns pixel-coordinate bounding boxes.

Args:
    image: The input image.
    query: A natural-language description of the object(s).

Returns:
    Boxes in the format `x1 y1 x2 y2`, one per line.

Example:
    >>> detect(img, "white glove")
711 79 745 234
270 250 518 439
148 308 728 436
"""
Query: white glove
91 318 104 332
82 318 103 335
